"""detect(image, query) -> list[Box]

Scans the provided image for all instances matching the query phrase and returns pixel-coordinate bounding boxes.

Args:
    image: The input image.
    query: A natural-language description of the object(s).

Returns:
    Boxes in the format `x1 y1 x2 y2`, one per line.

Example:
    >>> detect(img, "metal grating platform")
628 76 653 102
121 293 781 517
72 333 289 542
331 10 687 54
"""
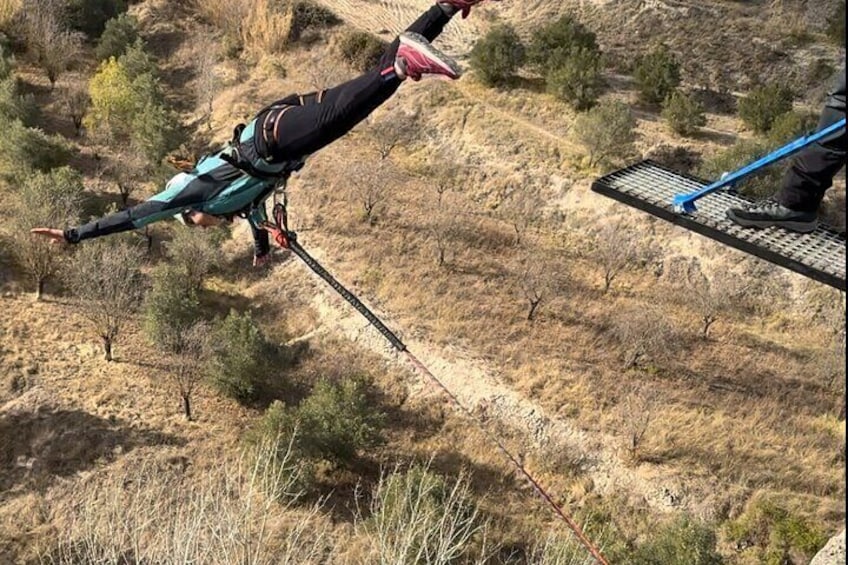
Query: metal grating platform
592 160 846 291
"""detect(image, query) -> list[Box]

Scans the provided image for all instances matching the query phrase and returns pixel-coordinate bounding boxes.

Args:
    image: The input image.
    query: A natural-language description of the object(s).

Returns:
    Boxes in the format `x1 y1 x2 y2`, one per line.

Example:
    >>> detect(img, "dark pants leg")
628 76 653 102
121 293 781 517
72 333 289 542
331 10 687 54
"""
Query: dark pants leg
777 66 847 212
263 5 452 161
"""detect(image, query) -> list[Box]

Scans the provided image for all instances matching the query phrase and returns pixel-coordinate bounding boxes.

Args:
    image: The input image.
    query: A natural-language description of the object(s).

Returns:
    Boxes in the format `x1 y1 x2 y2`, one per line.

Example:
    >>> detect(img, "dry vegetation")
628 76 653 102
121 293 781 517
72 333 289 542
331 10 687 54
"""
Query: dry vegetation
0 0 845 563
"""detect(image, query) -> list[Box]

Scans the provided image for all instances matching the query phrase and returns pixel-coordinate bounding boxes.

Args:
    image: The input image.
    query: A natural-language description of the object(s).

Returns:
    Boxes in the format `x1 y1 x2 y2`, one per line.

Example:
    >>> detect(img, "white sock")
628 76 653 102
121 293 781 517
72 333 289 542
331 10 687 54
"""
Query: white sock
394 57 408 80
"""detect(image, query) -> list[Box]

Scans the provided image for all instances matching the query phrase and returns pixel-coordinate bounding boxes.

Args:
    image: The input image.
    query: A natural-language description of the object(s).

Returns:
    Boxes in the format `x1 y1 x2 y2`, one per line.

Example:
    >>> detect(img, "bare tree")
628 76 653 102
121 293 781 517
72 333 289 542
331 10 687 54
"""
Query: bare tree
195 39 220 130
617 382 656 461
516 252 567 322
591 219 648 293
105 150 147 208
687 267 750 339
497 182 545 246
164 226 222 291
60 80 89 136
366 113 417 160
611 305 677 370
21 0 83 88
429 194 462 267
348 159 393 224
166 321 212 420
66 240 146 361
414 149 465 207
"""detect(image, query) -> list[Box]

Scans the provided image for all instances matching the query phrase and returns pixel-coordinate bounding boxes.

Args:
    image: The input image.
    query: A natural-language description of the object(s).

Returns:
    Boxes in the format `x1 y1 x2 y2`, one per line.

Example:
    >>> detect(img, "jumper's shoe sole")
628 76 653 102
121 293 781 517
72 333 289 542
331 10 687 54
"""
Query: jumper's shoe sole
397 32 461 81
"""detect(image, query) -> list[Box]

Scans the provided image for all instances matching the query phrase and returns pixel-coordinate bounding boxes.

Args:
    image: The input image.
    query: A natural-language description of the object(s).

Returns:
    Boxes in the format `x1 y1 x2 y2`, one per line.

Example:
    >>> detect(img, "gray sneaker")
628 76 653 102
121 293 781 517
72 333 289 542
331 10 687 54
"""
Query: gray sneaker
726 198 818 233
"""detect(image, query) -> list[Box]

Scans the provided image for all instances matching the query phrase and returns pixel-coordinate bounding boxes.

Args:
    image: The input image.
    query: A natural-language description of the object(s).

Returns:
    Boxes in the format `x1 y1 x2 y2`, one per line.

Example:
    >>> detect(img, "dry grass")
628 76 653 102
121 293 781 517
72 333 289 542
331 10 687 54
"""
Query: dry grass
1 0 845 561
0 0 21 30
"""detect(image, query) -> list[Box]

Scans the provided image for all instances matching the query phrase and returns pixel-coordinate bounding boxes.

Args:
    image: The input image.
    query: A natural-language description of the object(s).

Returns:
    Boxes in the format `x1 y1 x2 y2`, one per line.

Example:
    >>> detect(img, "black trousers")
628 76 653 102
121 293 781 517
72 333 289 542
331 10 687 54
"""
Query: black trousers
777 65 846 212
256 5 452 162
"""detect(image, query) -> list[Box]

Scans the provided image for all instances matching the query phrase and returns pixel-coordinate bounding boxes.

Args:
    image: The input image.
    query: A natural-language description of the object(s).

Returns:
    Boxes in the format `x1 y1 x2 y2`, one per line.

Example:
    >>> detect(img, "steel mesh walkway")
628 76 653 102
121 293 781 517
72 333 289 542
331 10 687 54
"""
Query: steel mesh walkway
592 161 846 291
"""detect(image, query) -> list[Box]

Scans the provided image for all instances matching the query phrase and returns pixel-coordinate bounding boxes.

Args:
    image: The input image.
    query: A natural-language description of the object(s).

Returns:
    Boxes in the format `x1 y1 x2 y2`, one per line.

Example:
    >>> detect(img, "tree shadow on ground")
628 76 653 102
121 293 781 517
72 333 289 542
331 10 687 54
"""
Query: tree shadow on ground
0 407 185 496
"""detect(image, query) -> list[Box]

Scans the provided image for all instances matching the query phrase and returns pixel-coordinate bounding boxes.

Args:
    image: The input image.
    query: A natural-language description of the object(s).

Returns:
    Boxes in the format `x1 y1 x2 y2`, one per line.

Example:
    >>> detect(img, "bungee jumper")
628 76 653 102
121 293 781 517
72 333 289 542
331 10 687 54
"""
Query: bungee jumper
31 0 498 266
593 64 846 290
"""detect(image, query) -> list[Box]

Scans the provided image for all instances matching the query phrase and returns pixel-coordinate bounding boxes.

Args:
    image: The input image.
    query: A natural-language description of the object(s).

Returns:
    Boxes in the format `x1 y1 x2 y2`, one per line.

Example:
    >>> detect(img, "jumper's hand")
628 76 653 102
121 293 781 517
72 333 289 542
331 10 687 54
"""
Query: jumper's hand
30 228 67 245
253 253 272 268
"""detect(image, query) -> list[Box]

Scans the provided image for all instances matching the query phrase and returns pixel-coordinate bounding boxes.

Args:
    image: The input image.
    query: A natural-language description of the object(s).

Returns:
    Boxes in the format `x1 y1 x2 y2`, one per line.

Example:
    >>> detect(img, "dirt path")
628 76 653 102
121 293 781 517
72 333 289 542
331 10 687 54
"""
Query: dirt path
301 0 724 520
273 243 714 518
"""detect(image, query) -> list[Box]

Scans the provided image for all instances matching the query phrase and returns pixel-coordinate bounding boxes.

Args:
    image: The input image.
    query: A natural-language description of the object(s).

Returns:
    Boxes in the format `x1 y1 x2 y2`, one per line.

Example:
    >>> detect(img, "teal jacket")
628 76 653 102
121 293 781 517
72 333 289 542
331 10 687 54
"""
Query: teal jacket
63 119 302 256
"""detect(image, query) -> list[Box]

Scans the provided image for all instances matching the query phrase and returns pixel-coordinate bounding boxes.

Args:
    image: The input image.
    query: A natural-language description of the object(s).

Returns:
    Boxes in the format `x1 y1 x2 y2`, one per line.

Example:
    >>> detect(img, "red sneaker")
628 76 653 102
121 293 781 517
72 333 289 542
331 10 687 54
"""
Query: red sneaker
440 0 499 19
397 32 461 81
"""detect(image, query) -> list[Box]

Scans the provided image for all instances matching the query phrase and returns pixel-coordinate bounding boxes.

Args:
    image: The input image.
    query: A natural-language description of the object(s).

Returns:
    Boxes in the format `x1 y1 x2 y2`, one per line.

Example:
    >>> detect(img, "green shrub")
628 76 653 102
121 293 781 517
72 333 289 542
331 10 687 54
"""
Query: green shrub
631 515 723 565
207 310 274 403
95 13 139 61
545 45 603 110
0 76 35 125
65 0 128 39
724 497 828 565
0 119 70 181
662 89 706 136
249 375 384 466
297 375 385 464
86 53 182 164
573 99 636 168
469 24 525 87
698 139 783 198
337 30 385 72
633 44 681 105
144 265 201 353
766 110 819 146
527 14 597 70
738 83 794 134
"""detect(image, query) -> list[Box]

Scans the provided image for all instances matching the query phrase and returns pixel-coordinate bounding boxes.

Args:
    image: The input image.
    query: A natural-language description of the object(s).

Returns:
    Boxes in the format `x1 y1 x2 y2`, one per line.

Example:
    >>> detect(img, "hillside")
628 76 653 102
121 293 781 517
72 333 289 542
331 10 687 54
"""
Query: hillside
0 0 845 563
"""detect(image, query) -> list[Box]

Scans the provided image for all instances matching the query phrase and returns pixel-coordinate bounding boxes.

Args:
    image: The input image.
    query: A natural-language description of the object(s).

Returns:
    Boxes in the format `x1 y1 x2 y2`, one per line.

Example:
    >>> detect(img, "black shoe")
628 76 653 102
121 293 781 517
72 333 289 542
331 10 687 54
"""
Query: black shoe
726 198 818 233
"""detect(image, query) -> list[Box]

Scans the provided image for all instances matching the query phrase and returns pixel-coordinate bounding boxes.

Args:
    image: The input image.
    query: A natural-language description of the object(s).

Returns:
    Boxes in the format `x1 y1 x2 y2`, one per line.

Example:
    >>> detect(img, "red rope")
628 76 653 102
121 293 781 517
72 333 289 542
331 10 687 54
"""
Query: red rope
404 352 610 565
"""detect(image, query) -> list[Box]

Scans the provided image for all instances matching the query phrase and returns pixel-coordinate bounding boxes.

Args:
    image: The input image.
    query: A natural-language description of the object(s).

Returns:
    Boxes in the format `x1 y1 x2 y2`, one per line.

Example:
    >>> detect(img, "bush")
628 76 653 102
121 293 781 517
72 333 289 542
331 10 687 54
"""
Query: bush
546 46 603 110
738 83 794 134
697 139 783 198
86 54 182 163
724 497 828 565
633 44 681 105
164 226 222 291
296 375 385 464
143 265 201 353
65 0 128 39
469 24 525 87
95 13 139 61
631 515 723 565
662 89 706 136
527 14 597 70
0 46 34 124
337 30 385 72
361 464 487 562
573 99 636 168
250 377 385 467
0 118 70 181
207 310 274 402
766 110 818 146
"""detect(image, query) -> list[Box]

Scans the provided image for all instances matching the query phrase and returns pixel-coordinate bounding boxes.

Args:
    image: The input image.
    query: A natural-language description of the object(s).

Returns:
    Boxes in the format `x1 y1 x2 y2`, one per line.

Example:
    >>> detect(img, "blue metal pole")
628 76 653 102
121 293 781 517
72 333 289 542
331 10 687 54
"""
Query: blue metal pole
672 117 847 213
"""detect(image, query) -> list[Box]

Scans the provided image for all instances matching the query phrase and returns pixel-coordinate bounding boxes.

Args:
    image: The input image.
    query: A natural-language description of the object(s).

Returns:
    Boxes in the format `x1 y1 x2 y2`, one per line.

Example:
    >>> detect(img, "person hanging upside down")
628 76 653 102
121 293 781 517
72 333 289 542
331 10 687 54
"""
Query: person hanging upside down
32 0 498 265
727 63 846 233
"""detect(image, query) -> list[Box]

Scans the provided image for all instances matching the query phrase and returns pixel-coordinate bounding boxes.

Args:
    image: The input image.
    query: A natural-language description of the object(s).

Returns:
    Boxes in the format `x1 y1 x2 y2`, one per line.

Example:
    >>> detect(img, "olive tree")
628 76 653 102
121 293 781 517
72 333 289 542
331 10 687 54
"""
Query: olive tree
11 167 84 299
573 100 637 168
66 239 145 361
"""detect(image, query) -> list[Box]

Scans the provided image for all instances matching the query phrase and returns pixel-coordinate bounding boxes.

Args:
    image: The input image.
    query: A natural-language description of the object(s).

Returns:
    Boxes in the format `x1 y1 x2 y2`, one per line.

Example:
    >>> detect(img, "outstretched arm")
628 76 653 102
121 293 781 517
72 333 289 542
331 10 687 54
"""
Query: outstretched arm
31 171 213 244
